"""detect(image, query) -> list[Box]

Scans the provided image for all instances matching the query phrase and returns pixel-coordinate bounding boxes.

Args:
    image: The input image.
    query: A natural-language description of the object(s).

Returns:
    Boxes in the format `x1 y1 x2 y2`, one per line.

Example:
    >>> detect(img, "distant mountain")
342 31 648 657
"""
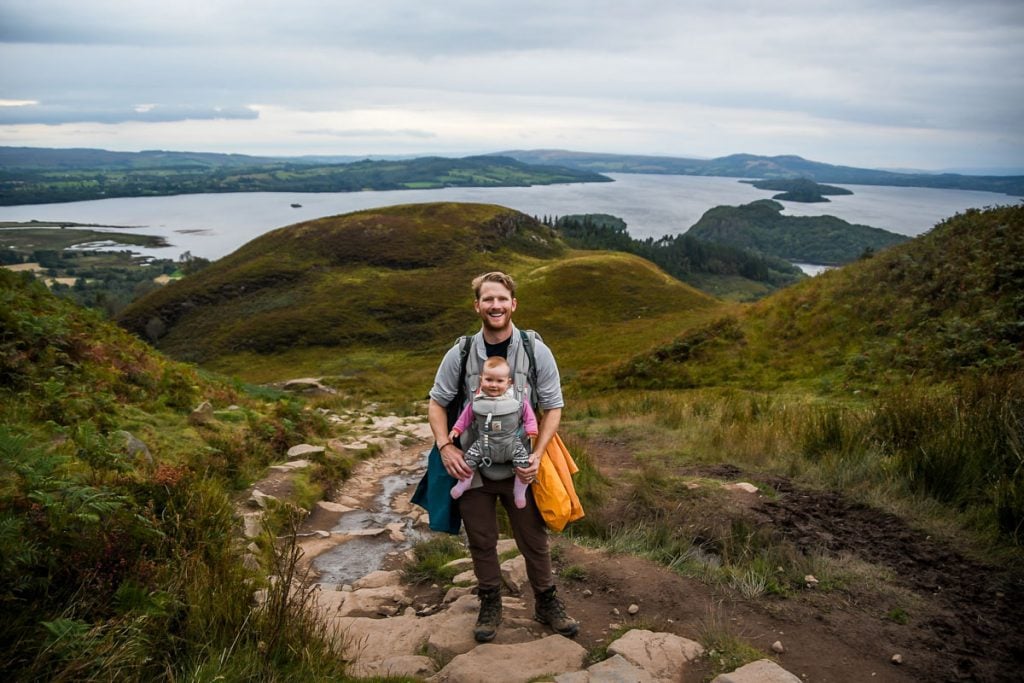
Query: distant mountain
605 203 1024 390
686 200 909 265
0 147 610 205
496 149 1024 196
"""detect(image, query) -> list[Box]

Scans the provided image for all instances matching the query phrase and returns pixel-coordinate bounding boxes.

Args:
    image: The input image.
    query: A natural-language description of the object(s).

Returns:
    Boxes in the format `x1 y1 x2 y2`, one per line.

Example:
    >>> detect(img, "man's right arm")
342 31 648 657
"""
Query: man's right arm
428 340 474 480
429 398 473 479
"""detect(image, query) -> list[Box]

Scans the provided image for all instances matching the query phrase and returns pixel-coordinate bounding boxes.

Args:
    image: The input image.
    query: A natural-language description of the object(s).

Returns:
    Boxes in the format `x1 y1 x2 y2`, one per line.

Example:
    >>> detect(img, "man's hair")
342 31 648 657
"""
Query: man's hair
482 356 511 376
472 271 516 299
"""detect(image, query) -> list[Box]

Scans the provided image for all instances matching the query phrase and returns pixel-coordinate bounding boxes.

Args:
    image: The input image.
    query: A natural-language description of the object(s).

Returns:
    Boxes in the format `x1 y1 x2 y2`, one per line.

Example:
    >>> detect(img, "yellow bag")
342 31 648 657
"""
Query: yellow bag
533 433 585 532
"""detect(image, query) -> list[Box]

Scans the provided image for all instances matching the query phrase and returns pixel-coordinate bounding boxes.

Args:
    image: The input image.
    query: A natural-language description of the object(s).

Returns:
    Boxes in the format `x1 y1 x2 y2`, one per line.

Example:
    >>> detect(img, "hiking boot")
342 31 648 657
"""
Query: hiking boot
473 586 503 643
533 586 579 638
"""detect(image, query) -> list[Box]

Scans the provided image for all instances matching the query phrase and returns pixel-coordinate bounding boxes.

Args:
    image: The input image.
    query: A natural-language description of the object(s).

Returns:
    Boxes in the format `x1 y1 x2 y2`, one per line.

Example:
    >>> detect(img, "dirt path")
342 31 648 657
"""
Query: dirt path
251 416 1022 682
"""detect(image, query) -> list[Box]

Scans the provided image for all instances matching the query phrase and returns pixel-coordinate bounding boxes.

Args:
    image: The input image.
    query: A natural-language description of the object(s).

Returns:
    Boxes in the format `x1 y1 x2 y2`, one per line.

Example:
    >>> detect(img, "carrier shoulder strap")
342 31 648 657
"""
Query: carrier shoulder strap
519 329 540 413
445 335 473 432
456 330 540 411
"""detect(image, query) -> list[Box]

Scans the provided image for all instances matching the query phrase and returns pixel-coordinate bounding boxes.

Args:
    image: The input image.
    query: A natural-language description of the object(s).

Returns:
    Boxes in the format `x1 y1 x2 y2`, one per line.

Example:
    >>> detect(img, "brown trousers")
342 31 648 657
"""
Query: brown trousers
458 475 553 594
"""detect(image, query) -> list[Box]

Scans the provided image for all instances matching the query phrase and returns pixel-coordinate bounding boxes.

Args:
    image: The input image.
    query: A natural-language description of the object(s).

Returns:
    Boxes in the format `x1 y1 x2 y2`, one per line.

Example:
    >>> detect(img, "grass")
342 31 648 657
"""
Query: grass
564 375 1024 604
403 535 469 585
698 605 767 680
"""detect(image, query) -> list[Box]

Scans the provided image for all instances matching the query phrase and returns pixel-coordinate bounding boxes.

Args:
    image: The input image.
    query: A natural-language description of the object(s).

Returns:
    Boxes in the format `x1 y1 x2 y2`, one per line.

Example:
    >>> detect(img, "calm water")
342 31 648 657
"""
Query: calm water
0 174 1015 262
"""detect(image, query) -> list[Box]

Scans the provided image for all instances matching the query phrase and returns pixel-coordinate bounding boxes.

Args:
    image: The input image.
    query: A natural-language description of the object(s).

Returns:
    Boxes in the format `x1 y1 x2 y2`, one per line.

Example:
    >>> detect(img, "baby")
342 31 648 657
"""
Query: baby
449 356 538 508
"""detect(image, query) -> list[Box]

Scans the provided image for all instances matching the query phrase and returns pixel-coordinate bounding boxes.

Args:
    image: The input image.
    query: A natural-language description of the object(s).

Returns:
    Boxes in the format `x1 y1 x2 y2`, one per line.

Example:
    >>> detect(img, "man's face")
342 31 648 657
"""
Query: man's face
474 281 517 333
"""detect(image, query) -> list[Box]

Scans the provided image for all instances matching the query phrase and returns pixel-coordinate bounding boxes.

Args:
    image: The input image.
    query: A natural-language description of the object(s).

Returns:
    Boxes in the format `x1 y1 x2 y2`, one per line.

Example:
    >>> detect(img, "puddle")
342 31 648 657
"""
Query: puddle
313 467 432 585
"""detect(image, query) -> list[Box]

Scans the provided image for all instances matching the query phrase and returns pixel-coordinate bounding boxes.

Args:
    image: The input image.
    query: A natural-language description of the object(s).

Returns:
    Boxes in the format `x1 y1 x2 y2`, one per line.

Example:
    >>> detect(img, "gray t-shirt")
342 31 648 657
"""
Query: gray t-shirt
429 323 564 411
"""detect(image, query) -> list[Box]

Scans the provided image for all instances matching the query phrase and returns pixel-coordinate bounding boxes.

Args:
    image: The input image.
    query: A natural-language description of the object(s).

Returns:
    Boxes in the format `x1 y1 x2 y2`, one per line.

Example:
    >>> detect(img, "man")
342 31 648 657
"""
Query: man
428 271 579 642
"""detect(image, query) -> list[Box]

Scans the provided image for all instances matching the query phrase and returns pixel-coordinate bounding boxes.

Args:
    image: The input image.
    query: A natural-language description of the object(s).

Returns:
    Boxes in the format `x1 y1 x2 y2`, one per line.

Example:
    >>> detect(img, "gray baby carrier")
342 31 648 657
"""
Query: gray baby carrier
469 390 527 469
458 330 538 480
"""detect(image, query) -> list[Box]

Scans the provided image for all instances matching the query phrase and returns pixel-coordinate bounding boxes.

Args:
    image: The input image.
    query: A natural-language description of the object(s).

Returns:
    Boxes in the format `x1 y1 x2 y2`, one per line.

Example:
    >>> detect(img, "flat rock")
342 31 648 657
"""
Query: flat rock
355 654 436 679
608 629 704 682
723 482 759 494
270 459 310 471
711 659 802 683
425 597 539 660
316 501 355 513
353 570 404 590
287 444 325 459
431 634 588 683
555 654 655 682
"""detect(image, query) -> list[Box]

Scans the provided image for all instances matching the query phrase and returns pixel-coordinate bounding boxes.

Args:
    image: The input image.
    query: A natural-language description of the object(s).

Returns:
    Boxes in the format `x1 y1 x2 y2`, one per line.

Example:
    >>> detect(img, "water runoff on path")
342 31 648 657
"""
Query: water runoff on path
312 463 432 586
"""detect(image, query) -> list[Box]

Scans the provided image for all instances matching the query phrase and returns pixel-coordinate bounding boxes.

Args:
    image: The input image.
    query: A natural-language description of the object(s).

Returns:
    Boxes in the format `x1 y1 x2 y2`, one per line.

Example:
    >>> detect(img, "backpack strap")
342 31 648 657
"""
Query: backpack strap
446 335 473 435
518 329 540 414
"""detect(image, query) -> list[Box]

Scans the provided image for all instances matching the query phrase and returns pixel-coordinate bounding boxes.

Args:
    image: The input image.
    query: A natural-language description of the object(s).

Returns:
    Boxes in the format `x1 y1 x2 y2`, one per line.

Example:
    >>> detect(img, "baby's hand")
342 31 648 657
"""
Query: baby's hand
448 429 460 440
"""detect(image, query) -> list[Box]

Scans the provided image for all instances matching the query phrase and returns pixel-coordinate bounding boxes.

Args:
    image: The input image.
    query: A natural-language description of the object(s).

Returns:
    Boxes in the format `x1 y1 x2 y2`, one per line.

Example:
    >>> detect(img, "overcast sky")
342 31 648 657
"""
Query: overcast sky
1 0 1022 171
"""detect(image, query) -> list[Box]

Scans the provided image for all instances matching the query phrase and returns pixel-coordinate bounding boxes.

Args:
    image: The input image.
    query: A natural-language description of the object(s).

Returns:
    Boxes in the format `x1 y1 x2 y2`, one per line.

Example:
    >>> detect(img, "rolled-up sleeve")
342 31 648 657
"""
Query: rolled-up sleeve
533 339 564 410
428 341 464 407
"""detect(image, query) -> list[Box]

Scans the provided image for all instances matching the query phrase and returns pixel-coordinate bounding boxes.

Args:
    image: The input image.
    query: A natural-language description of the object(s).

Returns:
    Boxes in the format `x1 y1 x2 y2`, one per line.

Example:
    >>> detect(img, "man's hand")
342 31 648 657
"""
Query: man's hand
440 443 473 480
515 451 540 485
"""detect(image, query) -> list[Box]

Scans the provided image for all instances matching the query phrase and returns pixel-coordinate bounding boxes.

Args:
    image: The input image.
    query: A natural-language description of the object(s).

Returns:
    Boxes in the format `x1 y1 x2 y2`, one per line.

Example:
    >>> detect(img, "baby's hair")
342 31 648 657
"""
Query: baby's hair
482 356 511 376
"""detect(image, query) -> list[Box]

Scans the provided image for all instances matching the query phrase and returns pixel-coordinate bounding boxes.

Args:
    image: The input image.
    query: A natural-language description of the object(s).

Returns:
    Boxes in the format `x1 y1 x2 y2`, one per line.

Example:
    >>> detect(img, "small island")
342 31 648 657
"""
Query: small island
686 199 907 265
741 178 854 203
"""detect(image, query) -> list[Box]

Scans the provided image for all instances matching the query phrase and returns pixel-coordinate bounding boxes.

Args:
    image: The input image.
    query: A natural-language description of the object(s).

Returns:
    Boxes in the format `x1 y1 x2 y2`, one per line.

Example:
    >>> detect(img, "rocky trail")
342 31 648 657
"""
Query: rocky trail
238 395 1023 682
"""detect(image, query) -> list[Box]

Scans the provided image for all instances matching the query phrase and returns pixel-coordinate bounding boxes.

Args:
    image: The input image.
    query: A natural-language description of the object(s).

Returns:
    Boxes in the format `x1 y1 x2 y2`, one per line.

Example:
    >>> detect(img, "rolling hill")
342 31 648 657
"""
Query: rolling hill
117 202 722 387
606 204 1024 391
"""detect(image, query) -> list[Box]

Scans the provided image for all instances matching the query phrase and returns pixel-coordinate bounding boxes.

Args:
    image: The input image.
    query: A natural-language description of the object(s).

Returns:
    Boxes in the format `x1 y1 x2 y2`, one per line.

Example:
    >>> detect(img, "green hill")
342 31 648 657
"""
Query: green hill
117 202 722 390
686 199 909 265
0 269 345 679
609 204 1024 391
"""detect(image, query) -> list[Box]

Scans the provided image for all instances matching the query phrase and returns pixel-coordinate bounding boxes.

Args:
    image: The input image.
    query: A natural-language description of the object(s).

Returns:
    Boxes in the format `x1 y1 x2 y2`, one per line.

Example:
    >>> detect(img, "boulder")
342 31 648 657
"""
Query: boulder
112 430 153 466
711 659 801 683
431 634 588 683
607 629 704 682
188 400 215 426
500 554 528 595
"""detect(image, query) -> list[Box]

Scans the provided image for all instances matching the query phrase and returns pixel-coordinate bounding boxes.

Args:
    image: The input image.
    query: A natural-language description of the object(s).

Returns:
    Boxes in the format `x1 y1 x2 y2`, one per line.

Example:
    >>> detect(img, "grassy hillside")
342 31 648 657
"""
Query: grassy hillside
118 202 724 395
607 204 1023 391
0 269 355 680
572 205 1024 547
686 199 909 265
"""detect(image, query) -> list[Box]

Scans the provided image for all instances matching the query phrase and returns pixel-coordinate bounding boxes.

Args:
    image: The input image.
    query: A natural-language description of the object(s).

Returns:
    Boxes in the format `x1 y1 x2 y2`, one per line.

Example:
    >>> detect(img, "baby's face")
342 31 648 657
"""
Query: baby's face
479 368 512 397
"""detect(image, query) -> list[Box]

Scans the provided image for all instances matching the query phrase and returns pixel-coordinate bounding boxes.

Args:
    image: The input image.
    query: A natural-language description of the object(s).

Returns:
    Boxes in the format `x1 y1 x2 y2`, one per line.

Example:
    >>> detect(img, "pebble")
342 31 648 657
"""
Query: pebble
611 607 621 616
627 603 640 615
772 640 785 654
891 654 903 665
582 589 593 597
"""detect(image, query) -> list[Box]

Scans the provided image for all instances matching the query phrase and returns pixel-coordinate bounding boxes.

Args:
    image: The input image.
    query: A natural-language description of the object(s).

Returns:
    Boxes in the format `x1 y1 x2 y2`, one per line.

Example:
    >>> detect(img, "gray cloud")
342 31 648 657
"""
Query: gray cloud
0 0 1021 168
0 103 258 125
